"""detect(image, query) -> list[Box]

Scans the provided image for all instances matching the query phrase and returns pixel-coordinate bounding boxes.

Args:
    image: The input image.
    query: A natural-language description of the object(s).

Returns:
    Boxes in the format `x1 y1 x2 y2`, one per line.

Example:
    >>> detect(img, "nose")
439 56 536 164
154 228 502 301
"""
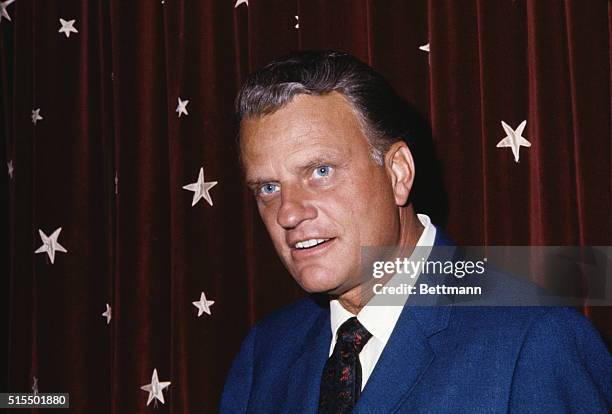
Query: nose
276 183 317 229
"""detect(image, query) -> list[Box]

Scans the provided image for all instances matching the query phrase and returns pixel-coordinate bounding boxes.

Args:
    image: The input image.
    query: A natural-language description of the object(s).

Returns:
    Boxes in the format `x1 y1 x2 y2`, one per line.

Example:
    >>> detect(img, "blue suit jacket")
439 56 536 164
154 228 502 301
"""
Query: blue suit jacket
221 232 612 413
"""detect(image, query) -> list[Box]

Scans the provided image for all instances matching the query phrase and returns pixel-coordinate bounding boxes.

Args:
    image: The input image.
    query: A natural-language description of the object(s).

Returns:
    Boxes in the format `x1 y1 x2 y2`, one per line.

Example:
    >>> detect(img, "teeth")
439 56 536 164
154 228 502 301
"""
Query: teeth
295 238 329 249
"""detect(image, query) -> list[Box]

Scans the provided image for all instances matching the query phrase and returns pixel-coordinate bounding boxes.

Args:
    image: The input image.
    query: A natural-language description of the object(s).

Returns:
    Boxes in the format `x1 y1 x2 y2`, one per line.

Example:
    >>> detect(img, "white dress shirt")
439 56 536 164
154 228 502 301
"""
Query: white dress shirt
328 214 436 390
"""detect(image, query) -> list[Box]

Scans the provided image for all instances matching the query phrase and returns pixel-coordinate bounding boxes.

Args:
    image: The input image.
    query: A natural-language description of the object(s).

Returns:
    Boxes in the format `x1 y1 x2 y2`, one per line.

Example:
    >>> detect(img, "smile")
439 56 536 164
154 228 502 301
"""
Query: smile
294 238 330 249
290 238 336 259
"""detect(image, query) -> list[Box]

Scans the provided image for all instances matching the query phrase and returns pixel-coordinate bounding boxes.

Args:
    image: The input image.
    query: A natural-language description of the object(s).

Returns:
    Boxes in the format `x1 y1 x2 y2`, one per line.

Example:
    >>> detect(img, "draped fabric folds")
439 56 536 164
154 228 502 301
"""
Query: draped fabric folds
2 1 610 412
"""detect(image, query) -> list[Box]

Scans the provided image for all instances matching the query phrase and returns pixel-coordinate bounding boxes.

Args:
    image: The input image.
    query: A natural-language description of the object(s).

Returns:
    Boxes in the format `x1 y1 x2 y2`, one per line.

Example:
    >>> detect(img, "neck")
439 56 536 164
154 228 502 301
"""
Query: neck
335 208 425 315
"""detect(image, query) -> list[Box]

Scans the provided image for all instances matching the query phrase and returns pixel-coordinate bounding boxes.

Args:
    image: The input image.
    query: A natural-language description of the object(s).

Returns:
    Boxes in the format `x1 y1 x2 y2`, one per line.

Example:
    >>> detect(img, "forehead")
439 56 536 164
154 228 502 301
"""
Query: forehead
239 92 369 170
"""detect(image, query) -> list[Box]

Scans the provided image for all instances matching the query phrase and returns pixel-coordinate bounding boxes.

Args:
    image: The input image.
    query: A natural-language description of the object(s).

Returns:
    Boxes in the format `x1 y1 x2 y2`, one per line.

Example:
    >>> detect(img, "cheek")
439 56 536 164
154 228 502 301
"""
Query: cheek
258 204 285 246
318 182 366 247
349 172 398 243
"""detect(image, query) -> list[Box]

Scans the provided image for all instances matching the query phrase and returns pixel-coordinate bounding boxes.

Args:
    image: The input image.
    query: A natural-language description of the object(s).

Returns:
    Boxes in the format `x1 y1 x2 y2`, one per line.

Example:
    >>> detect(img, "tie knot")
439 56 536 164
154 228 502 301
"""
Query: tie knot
336 317 372 352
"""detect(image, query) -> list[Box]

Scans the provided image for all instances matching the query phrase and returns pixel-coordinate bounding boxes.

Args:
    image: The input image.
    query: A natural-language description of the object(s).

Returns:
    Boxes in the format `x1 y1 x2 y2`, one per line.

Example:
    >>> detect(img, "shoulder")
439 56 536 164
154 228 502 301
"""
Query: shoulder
516 306 610 358
444 305 609 367
450 305 606 345
445 306 611 410
508 307 612 410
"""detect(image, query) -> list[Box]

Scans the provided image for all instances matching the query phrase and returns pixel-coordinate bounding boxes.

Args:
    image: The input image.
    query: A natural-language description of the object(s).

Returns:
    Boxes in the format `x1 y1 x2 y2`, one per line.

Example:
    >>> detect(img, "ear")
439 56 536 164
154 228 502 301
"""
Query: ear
384 141 415 206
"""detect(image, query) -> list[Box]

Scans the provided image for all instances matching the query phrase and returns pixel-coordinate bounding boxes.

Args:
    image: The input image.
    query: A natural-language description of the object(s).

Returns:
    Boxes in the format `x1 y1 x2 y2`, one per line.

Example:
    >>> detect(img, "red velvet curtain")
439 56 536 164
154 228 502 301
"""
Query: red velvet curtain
2 0 610 412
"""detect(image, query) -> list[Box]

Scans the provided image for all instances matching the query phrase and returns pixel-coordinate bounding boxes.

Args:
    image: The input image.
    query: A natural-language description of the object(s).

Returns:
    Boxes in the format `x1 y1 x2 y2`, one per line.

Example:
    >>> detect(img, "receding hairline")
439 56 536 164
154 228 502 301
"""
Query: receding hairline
237 89 384 151
237 90 390 167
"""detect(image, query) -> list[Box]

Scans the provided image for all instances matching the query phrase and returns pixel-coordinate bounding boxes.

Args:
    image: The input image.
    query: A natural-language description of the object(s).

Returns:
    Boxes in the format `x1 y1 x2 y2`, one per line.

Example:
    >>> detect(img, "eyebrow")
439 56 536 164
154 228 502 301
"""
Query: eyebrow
245 178 271 190
297 155 342 172
245 152 345 189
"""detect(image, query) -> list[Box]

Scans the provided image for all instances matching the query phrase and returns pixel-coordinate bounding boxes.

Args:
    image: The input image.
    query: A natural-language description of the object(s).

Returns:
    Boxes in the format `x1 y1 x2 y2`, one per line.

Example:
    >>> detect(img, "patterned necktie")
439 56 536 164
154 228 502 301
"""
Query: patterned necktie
318 316 373 413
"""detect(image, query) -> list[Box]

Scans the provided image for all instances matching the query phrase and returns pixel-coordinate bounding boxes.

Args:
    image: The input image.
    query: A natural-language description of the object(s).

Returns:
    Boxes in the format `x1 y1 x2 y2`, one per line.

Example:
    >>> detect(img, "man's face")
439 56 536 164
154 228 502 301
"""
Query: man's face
240 92 401 295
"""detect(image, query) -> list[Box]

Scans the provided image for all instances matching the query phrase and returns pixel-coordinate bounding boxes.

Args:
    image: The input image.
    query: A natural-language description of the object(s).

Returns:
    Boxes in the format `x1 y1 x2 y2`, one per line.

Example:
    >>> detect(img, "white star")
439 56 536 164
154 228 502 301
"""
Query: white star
294 15 299 29
234 0 248 7
58 18 78 38
0 0 15 22
176 97 189 117
35 227 68 264
7 160 13 179
192 291 215 317
140 369 171 406
419 43 430 53
102 303 112 324
31 108 43 125
182 167 218 207
496 120 531 163
32 377 38 396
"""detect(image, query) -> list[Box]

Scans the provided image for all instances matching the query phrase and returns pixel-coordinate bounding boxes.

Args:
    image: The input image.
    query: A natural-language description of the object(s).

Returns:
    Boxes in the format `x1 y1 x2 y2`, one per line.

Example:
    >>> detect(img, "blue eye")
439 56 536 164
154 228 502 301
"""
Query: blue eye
314 165 331 178
258 183 279 196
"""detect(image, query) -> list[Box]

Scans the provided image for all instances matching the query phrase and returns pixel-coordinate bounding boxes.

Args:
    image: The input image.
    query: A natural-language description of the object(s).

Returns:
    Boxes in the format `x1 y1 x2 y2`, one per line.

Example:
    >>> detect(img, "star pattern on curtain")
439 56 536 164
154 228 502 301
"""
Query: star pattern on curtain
102 303 112 324
496 120 531 163
183 167 218 207
35 227 68 264
31 377 39 396
31 108 43 125
140 369 171 406
8 3 230 403
192 291 215 317
176 97 189 117
58 18 78 38
0 0 14 22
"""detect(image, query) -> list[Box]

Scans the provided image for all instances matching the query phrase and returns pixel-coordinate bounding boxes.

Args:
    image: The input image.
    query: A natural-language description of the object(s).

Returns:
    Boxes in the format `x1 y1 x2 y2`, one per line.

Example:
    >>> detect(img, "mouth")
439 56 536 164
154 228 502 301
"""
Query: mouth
290 237 336 259
293 238 330 249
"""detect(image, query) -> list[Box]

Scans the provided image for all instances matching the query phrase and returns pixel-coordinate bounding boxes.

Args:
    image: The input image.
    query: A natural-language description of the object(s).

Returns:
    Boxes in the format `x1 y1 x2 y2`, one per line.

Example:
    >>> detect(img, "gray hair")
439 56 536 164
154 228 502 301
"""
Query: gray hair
235 50 414 165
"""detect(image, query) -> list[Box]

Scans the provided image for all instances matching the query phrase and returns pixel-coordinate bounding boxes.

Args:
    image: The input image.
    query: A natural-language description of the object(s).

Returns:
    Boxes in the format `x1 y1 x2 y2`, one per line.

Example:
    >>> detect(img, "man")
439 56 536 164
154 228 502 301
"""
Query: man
221 50 611 413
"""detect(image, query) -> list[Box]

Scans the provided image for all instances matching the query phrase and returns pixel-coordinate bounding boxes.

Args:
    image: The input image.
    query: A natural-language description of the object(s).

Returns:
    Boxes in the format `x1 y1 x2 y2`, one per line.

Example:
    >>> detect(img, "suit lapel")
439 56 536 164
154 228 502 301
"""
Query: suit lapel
353 304 450 413
283 309 331 412
354 227 454 413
